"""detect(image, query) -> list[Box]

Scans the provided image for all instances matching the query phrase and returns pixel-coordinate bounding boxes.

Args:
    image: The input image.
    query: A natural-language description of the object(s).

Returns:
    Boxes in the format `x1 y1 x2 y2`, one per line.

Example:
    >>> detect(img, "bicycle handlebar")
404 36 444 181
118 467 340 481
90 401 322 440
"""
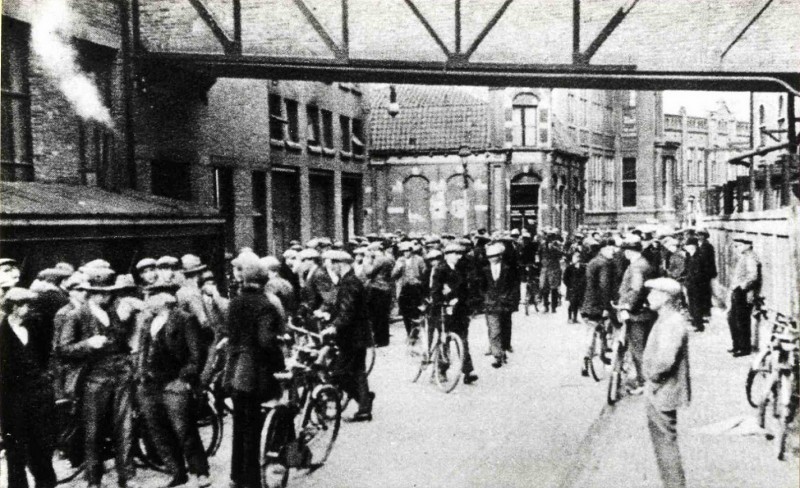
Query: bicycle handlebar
289 324 324 341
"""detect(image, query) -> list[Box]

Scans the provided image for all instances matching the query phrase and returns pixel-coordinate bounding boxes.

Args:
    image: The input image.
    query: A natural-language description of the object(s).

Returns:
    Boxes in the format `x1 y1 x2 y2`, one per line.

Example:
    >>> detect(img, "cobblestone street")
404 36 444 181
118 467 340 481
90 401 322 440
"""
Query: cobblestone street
59 306 799 488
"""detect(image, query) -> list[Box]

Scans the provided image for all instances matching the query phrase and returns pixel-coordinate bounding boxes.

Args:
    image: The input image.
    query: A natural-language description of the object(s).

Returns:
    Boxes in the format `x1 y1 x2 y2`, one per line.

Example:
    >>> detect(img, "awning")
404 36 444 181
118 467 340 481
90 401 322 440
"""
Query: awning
727 142 791 166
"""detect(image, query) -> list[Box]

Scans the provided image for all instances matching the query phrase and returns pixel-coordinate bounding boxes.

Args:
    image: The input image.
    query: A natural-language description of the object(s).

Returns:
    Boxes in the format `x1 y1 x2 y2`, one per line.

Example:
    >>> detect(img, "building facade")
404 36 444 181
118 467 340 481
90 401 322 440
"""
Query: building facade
1 1 368 283
368 85 593 236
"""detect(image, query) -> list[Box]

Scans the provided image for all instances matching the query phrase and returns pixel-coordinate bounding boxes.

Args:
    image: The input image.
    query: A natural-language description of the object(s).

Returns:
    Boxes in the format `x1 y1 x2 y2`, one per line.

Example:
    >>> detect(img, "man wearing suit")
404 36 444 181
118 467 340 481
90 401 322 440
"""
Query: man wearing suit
431 244 478 385
617 236 658 395
224 252 285 488
57 267 139 488
0 287 58 488
642 277 691 488
137 282 210 487
322 250 375 421
481 242 519 368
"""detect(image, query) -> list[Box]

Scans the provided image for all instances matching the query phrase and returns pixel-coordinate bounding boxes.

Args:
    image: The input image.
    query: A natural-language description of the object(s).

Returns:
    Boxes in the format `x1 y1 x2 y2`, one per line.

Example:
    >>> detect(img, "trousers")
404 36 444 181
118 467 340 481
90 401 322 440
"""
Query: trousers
82 367 135 486
627 318 654 385
646 401 686 488
728 288 752 352
2 380 57 488
367 288 392 347
332 347 372 413
231 392 267 488
138 382 209 478
485 313 504 360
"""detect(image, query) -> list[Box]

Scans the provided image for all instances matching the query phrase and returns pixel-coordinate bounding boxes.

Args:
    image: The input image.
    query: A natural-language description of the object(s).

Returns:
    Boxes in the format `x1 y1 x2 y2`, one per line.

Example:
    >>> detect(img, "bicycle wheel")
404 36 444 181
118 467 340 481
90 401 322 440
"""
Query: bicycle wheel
365 346 376 377
406 326 427 382
260 406 292 488
301 384 341 467
197 390 224 457
53 399 84 484
757 382 779 436
606 346 625 405
588 328 611 382
746 351 772 408
775 374 798 461
434 332 464 394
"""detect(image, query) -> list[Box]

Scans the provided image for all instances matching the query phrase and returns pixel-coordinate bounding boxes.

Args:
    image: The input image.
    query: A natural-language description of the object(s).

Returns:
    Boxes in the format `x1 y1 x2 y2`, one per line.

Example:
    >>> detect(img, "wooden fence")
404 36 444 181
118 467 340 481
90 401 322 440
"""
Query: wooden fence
704 204 800 320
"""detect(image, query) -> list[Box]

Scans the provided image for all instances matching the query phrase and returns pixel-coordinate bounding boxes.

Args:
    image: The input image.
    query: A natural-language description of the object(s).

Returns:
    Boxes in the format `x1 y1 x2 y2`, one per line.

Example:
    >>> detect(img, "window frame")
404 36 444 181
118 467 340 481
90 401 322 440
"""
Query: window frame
622 157 637 208
269 93 286 141
321 109 334 149
306 104 321 147
285 99 300 143
1 18 33 182
339 114 352 154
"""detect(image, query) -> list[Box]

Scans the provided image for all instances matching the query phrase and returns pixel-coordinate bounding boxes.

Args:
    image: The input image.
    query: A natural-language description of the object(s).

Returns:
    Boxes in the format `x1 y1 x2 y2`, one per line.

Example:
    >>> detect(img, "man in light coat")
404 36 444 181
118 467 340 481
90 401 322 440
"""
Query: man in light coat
642 277 691 488
727 238 761 357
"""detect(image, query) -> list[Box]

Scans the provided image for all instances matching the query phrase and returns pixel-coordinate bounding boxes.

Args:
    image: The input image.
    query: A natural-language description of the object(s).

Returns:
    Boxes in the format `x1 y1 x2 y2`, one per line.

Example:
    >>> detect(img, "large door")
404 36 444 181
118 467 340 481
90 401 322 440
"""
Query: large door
342 175 362 242
271 167 301 252
403 175 431 234
309 171 335 239
510 173 540 234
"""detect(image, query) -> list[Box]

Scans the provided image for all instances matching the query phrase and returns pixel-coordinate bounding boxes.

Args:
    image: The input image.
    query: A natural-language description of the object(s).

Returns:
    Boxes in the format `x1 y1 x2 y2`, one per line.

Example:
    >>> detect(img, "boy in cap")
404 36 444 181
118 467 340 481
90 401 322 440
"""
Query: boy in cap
0 287 58 488
727 238 760 356
642 277 691 488
134 258 158 289
156 256 181 286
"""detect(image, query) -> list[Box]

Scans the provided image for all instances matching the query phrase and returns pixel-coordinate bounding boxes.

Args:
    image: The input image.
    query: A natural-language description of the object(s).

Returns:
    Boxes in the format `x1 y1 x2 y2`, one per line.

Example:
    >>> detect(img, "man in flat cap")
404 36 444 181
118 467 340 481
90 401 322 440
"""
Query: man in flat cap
57 268 139 488
134 258 159 292
727 238 761 357
617 235 658 395
481 243 517 368
431 244 477 385
0 287 58 488
642 277 691 488
392 241 428 338
0 258 21 300
156 256 181 286
362 242 395 347
322 251 375 421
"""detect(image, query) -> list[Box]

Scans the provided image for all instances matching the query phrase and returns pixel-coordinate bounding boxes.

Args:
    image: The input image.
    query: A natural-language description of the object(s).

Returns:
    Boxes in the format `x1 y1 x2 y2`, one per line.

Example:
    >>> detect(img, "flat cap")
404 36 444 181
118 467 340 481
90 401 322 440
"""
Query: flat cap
353 247 367 256
0 258 18 267
37 267 73 283
282 249 299 259
644 277 683 296
156 256 180 269
79 268 118 291
297 248 321 261
444 243 465 255
145 281 181 294
135 258 158 271
620 235 643 252
81 259 112 272
425 249 443 261
181 254 207 275
322 250 353 263
486 242 505 258
62 272 89 291
3 287 37 303
259 256 281 272
198 270 216 286
684 237 699 247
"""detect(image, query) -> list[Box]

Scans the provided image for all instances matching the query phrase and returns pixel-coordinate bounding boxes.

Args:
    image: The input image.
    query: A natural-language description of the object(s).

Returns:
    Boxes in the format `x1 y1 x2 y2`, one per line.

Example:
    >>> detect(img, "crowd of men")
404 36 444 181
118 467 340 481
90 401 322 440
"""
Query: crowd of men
0 222 759 488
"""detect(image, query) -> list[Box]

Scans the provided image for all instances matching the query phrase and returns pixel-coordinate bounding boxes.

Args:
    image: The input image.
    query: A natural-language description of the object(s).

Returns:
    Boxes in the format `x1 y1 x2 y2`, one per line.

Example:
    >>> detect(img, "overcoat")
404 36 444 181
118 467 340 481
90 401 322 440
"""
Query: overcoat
480 262 519 314
329 269 374 350
581 255 614 318
539 242 563 290
643 306 691 411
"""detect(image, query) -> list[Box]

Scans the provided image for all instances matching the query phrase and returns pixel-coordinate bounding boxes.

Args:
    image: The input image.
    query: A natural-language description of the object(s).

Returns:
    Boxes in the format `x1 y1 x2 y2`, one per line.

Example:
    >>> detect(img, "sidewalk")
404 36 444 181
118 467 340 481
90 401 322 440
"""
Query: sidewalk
568 307 799 488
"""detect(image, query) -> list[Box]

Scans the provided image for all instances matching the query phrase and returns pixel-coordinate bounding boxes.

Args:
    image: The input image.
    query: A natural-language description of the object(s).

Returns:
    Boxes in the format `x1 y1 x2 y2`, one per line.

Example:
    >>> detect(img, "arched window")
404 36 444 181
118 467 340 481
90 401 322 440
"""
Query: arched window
512 93 539 147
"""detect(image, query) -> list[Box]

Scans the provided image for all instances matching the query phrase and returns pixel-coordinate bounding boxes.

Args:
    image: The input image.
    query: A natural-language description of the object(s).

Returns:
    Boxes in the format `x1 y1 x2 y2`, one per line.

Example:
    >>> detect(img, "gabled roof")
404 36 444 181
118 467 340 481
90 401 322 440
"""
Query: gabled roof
369 85 491 153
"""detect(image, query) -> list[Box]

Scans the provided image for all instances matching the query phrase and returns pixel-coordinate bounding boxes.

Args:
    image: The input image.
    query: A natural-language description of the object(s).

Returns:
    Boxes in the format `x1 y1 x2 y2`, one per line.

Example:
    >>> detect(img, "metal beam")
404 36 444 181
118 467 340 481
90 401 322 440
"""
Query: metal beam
721 0 774 59
455 0 462 54
464 0 514 59
341 0 350 56
233 0 242 54
138 52 800 93
187 0 235 54
403 0 451 57
292 0 346 59
581 0 640 63
573 0 580 63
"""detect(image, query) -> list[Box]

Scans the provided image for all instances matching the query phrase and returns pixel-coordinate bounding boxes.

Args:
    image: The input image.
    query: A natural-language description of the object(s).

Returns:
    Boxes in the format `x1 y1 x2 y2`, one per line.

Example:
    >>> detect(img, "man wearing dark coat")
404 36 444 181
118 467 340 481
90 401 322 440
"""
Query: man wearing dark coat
322 250 375 421
563 252 587 324
539 233 563 313
137 283 210 487
0 288 58 488
431 244 478 385
57 268 139 488
580 241 615 376
224 253 285 488
683 237 712 332
481 243 518 368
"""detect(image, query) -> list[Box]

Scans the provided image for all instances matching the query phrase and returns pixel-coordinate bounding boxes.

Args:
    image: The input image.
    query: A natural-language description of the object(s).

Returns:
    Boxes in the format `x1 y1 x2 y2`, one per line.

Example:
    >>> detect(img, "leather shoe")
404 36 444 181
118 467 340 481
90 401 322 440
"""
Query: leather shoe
463 373 479 385
491 359 503 368
346 411 372 422
733 349 751 357
506 346 514 353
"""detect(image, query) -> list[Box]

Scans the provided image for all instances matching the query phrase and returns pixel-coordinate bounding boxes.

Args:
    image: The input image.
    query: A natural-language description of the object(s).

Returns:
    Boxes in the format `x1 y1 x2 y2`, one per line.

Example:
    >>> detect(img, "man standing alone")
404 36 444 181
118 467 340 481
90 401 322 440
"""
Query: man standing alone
481 242 517 368
642 277 691 488
727 238 760 357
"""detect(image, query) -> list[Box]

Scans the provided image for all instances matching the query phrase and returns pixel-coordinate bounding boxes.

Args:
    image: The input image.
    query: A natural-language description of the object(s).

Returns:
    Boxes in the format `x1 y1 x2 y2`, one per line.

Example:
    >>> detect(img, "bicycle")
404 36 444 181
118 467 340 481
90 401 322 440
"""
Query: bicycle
756 313 799 460
746 310 781 408
406 301 464 393
583 314 613 382
606 304 635 406
260 325 342 488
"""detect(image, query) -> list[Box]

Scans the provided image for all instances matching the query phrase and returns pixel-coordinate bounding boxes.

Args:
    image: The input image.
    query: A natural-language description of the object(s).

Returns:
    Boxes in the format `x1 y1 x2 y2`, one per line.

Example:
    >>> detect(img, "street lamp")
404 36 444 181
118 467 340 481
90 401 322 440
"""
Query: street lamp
387 85 400 117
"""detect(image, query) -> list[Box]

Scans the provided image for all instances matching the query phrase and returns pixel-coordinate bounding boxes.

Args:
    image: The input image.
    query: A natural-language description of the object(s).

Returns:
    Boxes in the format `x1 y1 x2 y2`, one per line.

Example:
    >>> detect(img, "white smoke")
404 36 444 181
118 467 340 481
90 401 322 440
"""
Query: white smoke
31 0 114 127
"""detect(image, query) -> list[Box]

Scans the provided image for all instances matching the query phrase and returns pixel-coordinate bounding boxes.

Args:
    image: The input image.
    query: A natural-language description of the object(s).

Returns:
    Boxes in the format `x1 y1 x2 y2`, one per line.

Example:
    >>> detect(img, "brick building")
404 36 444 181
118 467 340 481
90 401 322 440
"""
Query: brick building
369 85 594 236
1 0 369 282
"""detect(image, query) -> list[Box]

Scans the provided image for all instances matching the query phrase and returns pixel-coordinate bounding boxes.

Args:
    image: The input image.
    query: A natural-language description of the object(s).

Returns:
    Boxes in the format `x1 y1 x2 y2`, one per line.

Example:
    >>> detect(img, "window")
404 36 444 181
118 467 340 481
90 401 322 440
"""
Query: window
285 99 299 142
1 18 32 181
269 94 286 140
628 91 637 108
76 40 115 187
152 161 192 201
512 93 539 147
352 118 365 156
340 115 351 153
306 105 321 146
567 93 575 124
622 157 637 207
759 105 765 125
321 110 334 149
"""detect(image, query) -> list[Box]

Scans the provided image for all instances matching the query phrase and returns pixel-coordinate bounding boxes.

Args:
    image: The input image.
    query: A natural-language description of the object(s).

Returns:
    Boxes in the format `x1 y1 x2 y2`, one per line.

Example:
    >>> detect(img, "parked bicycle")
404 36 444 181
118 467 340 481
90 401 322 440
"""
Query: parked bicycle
260 325 342 488
406 300 464 393
747 310 782 408
755 313 799 460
